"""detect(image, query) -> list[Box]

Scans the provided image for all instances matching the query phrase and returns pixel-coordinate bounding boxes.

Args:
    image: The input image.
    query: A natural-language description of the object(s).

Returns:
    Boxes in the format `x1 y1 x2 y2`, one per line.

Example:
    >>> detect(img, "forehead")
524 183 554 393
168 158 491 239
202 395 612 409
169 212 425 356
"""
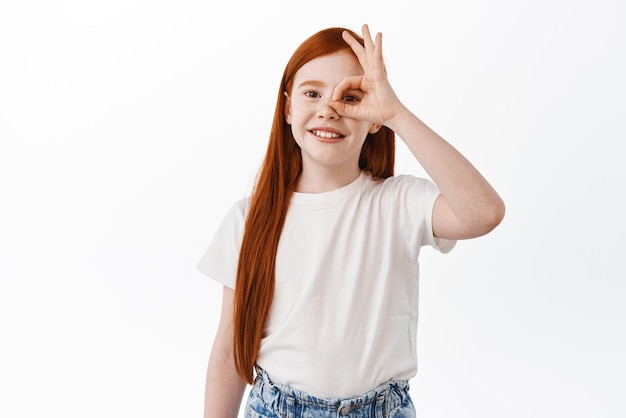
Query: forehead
292 50 363 89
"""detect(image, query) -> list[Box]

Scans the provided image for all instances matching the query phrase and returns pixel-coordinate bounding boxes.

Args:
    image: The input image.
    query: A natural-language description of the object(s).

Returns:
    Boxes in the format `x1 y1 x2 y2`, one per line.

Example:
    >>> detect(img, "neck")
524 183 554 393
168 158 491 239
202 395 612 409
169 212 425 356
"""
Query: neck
295 165 361 193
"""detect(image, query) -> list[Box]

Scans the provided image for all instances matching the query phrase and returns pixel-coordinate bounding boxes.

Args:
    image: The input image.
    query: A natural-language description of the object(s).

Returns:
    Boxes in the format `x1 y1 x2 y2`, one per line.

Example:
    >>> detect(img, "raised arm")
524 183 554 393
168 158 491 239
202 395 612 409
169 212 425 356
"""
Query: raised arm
204 286 247 418
332 24 504 239
386 108 505 239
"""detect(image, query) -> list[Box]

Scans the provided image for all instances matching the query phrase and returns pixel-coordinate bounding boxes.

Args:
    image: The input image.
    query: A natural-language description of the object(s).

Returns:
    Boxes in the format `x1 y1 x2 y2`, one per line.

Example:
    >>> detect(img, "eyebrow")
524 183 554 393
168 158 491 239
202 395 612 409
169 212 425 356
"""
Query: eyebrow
297 80 326 89
296 79 364 95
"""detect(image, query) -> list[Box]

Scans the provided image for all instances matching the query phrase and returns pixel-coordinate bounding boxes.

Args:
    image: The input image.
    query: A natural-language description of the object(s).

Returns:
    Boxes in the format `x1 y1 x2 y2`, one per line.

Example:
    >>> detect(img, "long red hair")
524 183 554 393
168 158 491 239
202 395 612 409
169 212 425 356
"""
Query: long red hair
233 27 396 383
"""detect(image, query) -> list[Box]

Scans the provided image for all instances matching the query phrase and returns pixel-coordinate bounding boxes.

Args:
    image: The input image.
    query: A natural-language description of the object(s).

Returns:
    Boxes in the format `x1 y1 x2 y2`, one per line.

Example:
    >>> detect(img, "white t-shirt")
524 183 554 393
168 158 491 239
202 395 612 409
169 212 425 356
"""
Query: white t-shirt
197 171 455 398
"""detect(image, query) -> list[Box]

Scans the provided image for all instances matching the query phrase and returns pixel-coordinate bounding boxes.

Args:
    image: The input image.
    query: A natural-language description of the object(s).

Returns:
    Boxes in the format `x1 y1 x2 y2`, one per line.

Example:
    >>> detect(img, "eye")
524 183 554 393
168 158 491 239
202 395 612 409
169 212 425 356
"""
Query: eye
304 90 320 98
341 94 361 103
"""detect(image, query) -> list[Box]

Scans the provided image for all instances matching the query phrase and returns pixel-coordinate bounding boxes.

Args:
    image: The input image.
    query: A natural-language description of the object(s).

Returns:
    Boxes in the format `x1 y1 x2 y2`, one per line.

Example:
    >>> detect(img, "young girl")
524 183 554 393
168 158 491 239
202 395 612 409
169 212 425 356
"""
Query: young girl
197 24 504 418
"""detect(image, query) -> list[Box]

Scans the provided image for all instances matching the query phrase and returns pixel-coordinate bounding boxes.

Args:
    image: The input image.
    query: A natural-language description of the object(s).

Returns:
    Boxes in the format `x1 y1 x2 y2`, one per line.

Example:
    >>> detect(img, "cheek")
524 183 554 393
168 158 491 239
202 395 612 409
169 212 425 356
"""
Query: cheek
293 101 317 114
289 103 315 126
354 121 374 138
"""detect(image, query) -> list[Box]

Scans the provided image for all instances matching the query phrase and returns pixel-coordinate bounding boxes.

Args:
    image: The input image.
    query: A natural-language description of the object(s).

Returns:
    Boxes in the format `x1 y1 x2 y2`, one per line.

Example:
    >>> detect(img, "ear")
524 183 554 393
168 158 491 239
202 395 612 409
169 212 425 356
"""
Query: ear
283 92 292 125
368 123 382 134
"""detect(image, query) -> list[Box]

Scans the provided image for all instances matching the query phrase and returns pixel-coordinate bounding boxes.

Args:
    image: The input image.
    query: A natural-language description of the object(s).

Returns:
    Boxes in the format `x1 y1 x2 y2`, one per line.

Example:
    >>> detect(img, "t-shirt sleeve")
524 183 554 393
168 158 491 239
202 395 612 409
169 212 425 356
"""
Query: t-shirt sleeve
391 174 456 258
195 198 248 289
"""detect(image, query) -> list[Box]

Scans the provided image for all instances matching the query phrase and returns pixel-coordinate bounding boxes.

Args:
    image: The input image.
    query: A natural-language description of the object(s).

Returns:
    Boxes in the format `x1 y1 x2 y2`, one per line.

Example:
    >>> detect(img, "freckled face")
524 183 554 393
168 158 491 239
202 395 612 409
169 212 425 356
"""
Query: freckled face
284 51 377 171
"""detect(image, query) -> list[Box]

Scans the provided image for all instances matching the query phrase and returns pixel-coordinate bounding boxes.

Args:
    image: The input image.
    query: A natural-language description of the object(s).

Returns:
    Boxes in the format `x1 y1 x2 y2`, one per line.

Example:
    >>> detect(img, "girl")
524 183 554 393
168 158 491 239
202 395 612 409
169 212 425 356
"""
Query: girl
197 24 504 417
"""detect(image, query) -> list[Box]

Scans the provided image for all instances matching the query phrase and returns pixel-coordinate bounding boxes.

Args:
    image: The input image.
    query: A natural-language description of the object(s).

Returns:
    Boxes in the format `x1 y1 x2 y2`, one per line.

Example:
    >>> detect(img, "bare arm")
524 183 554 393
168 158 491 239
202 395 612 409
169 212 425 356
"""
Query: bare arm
333 24 505 239
204 286 247 418
386 108 505 240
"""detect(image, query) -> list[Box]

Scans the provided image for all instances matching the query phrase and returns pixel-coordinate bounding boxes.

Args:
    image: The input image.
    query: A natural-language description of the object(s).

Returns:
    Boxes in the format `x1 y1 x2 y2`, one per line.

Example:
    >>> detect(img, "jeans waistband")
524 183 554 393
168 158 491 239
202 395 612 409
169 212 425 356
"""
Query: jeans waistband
252 366 411 417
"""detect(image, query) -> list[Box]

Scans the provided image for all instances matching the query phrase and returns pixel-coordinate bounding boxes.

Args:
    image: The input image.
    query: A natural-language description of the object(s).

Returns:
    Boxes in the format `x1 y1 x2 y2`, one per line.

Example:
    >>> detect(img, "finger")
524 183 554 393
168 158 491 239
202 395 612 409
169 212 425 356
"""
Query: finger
342 30 366 67
363 25 383 67
363 24 385 65
361 24 375 54
331 75 363 101
328 99 361 120
374 31 383 62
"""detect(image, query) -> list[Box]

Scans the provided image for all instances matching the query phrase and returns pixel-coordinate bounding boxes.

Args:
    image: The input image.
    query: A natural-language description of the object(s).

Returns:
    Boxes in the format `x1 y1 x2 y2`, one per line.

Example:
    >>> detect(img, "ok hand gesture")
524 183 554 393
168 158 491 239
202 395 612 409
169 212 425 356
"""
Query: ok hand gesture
330 24 408 128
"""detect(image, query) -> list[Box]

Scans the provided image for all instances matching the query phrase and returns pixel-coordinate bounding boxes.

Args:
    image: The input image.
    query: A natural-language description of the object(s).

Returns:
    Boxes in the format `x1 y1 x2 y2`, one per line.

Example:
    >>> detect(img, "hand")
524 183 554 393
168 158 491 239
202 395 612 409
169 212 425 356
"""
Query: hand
330 24 406 127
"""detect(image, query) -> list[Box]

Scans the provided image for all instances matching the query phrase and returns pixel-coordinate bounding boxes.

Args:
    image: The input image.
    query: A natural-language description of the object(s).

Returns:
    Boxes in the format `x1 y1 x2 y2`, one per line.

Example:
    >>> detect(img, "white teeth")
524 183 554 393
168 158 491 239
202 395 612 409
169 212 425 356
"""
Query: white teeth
312 130 341 139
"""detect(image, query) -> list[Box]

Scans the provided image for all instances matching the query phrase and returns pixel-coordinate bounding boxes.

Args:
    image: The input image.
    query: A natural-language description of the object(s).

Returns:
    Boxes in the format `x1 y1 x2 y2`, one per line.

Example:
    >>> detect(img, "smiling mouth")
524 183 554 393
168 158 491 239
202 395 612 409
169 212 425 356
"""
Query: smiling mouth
310 129 344 139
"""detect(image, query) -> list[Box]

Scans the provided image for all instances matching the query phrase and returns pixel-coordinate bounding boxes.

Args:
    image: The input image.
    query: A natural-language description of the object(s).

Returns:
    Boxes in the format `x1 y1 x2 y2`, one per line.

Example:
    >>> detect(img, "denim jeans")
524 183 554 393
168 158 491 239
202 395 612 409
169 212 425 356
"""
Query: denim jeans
245 367 416 418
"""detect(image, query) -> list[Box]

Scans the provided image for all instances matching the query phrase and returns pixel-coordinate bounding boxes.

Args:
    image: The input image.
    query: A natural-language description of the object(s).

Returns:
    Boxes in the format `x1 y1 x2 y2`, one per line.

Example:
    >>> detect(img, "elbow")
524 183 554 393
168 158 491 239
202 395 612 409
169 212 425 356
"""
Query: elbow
480 197 505 235
462 196 505 239
435 193 505 240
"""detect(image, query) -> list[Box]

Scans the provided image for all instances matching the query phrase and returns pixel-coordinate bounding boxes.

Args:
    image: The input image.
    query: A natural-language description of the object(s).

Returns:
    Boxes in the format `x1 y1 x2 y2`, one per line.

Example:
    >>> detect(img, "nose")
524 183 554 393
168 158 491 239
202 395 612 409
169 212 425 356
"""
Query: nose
316 98 339 119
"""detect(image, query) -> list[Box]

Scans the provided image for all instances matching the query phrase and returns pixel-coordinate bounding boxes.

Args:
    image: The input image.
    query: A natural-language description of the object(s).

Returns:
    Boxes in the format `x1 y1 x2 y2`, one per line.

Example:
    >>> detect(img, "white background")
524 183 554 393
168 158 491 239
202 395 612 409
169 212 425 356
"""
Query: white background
1 0 625 417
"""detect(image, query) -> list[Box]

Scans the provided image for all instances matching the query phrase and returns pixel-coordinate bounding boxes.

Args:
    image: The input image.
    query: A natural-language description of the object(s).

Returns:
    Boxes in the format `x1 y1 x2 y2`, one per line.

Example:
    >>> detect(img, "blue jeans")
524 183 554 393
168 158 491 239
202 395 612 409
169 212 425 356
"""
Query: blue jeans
245 367 416 418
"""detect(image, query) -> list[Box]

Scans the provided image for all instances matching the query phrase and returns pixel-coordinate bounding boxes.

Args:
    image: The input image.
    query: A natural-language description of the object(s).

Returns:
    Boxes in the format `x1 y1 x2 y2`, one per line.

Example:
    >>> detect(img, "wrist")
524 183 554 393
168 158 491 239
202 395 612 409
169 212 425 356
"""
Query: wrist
384 105 414 133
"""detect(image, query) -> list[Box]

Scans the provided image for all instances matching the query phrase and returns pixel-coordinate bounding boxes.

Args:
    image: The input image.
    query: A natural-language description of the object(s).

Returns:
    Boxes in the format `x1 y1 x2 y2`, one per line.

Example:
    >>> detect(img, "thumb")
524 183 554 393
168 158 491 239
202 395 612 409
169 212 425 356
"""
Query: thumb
329 99 358 118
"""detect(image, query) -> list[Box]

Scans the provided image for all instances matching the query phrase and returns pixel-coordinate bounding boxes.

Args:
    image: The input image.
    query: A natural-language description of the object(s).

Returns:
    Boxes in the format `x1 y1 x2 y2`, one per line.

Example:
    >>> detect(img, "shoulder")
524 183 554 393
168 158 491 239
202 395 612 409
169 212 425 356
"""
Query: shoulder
216 196 251 232
363 172 437 198
361 172 442 222
232 195 251 216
